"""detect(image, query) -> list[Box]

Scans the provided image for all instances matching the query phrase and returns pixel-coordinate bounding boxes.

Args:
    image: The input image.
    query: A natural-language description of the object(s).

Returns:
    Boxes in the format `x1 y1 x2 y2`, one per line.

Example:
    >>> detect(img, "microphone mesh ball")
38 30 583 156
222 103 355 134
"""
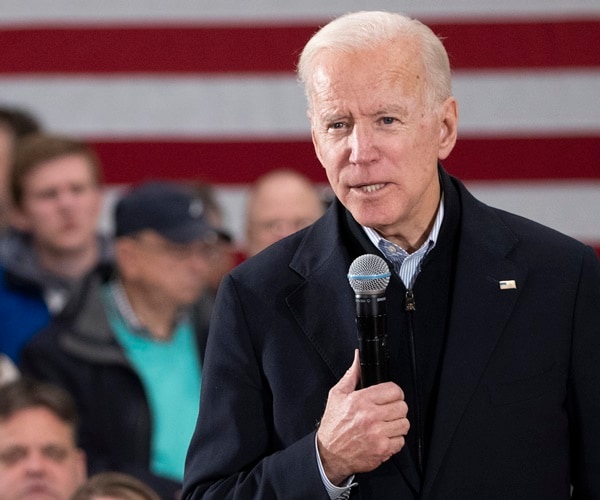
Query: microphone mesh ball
347 254 391 294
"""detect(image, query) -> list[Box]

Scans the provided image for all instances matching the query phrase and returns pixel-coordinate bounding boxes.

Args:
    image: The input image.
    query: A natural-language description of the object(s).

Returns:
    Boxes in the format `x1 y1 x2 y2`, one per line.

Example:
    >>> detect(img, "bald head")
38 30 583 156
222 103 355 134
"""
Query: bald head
245 169 325 257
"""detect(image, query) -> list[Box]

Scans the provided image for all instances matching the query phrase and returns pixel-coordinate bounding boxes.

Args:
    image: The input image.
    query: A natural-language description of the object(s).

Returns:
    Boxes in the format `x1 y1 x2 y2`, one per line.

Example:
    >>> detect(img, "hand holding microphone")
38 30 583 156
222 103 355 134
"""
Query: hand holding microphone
316 254 409 484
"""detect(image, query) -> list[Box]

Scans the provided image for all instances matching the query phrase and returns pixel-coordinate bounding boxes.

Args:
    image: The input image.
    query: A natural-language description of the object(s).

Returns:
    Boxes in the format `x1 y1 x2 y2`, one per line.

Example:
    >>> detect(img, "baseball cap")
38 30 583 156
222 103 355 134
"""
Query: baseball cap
115 181 228 244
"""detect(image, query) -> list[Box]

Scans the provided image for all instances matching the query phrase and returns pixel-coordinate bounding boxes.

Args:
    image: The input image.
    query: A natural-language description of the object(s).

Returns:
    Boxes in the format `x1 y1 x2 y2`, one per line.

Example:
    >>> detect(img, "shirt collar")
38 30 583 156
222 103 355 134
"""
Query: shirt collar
362 195 445 254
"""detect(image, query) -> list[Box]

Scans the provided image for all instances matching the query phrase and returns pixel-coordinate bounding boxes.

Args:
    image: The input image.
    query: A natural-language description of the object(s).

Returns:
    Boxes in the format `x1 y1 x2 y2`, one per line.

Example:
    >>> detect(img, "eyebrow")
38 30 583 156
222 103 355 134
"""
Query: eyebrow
320 104 408 122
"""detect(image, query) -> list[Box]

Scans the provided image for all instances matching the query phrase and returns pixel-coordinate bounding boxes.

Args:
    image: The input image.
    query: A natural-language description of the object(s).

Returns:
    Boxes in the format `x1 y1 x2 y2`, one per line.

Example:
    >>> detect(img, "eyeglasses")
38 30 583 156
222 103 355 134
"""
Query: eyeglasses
128 233 216 261
252 218 316 236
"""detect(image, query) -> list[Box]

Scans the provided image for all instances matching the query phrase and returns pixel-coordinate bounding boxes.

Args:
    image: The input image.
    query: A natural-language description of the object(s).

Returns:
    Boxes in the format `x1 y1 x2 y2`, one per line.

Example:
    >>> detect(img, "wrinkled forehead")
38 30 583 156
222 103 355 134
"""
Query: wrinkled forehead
307 39 426 105
308 48 427 118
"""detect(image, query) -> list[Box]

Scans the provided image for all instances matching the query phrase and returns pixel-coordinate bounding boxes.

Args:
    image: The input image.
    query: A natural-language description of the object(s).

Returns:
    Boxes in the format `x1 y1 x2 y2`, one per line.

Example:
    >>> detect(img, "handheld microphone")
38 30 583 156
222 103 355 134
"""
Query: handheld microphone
347 254 391 388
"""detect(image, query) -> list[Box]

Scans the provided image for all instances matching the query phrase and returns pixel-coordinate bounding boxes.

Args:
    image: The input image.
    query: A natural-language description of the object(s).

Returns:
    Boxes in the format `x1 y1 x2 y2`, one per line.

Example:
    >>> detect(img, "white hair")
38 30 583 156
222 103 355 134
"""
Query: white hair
297 11 453 110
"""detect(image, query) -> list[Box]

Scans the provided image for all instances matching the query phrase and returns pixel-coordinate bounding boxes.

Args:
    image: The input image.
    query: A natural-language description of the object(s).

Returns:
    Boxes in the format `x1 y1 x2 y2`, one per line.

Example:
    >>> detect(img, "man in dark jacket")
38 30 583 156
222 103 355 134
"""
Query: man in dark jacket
182 11 600 500
20 181 221 499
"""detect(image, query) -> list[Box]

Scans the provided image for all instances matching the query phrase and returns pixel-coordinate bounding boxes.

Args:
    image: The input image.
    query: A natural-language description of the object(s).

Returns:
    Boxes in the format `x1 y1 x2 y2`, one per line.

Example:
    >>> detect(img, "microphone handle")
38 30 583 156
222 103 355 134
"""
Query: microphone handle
355 294 389 388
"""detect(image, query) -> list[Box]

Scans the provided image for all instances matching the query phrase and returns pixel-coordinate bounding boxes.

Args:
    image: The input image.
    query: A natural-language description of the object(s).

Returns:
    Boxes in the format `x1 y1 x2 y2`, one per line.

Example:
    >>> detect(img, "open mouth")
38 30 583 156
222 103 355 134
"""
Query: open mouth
360 183 385 193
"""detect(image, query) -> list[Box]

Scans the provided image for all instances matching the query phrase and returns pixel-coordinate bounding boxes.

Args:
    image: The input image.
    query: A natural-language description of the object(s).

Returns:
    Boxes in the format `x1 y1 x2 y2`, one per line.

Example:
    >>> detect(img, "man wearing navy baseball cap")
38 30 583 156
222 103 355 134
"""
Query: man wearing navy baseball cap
115 181 228 244
20 180 217 499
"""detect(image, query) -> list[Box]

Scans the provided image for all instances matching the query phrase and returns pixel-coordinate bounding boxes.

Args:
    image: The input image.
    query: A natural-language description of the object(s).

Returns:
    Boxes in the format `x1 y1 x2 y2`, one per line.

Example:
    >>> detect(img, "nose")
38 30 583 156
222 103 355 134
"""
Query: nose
348 124 378 165
23 451 47 475
56 188 79 209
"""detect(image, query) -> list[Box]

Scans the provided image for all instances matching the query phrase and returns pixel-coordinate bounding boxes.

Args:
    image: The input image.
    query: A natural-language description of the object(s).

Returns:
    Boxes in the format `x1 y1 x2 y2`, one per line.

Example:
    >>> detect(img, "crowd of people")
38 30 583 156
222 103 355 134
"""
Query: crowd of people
0 103 325 499
1 9 600 500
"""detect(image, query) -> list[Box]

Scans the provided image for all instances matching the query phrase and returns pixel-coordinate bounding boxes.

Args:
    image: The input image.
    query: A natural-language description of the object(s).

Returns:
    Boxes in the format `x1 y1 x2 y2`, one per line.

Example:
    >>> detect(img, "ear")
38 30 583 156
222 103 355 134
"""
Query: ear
8 207 32 232
114 239 138 279
438 96 458 161
76 448 87 483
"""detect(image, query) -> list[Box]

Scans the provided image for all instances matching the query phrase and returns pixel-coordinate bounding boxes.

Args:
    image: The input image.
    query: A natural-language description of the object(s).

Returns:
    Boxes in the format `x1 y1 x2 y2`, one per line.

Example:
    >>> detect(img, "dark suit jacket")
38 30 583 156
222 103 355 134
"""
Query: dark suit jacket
183 171 600 499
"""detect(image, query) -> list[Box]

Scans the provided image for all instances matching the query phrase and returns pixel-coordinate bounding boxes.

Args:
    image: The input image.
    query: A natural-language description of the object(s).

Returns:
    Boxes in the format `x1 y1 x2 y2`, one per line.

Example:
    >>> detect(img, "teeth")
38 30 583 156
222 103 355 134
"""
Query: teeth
361 184 384 193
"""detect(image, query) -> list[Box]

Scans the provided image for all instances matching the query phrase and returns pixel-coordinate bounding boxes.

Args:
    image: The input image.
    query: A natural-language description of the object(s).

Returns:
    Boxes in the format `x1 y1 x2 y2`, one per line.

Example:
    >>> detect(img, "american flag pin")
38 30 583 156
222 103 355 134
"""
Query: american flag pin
499 280 517 290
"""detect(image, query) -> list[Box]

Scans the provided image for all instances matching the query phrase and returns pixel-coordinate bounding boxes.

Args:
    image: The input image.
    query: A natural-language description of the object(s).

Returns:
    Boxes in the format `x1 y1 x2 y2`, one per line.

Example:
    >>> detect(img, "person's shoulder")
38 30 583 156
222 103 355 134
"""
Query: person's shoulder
456 177 588 258
492 207 587 252
232 229 307 279
485 206 599 277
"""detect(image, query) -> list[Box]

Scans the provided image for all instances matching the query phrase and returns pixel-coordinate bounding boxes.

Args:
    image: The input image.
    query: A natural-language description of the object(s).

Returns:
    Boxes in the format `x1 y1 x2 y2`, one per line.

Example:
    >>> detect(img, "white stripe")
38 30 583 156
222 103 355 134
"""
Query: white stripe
0 76 309 138
467 180 600 244
140 182 599 247
1 0 599 25
1 72 599 137
453 71 600 136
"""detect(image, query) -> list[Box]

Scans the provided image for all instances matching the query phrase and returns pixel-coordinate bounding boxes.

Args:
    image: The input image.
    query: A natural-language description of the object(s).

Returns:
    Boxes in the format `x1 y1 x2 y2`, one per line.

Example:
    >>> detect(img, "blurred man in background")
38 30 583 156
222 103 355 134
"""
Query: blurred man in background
0 133 113 363
244 168 326 257
21 181 218 499
0 377 87 500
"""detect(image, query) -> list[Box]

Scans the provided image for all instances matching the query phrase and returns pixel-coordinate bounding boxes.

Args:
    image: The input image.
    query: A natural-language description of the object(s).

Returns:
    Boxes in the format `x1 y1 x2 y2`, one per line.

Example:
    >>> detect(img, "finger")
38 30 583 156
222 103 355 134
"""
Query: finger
377 399 409 422
387 435 407 455
361 382 405 406
382 417 411 439
334 349 361 395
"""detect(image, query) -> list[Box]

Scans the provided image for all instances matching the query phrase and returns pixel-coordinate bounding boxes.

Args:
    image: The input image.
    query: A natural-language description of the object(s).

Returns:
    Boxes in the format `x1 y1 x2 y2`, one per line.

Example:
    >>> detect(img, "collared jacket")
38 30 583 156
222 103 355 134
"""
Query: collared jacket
0 228 114 363
182 168 600 499
20 273 209 500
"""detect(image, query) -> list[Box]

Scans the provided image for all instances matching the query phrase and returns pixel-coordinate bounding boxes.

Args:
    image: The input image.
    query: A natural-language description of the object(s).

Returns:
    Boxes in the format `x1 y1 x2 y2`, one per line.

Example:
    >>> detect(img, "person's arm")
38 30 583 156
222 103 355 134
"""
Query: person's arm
182 274 330 499
183 275 410 499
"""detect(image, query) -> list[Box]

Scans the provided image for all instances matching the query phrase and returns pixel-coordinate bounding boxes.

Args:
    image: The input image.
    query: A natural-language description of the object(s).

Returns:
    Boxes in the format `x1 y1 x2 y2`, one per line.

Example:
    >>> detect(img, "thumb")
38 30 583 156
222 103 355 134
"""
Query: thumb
335 349 361 395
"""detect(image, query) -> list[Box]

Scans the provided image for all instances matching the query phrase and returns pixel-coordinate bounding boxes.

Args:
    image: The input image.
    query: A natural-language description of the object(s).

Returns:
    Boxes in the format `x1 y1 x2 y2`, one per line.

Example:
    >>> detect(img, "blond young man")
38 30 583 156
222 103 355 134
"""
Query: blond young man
0 134 113 363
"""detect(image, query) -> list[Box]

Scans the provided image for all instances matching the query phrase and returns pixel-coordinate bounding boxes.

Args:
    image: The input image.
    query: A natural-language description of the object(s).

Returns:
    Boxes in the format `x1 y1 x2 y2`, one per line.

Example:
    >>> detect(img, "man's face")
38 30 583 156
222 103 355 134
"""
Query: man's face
14 153 102 256
118 231 210 307
246 176 324 257
0 407 86 500
309 38 457 249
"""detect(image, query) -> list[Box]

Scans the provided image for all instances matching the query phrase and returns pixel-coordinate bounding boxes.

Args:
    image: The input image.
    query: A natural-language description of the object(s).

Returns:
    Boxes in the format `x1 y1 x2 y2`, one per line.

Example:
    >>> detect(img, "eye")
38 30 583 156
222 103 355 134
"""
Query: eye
70 183 87 195
36 188 59 201
43 445 68 462
0 447 27 466
380 116 396 125
329 121 346 130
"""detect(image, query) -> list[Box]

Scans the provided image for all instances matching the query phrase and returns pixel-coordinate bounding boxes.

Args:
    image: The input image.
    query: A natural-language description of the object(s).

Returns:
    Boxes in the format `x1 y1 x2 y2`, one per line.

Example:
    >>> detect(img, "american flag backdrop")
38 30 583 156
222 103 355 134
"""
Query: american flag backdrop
1 0 599 253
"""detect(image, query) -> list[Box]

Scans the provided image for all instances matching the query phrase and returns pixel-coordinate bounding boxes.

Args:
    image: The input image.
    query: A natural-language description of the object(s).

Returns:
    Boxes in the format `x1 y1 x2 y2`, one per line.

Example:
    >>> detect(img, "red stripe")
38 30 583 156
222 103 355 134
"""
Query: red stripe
1 19 599 74
90 136 600 184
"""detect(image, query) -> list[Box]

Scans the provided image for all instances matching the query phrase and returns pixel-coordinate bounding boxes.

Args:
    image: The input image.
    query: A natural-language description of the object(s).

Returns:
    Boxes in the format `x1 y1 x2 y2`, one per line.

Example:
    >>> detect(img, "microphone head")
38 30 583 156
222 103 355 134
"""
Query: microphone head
347 254 391 294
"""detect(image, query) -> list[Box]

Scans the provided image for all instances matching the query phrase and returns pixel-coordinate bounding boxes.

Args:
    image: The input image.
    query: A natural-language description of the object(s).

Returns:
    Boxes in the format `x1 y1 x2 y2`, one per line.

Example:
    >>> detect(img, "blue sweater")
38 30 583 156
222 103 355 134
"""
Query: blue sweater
0 266 50 363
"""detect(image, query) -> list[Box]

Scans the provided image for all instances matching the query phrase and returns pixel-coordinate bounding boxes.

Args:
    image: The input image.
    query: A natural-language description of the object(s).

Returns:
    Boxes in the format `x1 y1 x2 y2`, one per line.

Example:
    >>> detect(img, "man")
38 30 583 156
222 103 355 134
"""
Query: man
244 168 325 257
0 133 113 363
0 377 87 500
21 181 219 499
182 11 600 499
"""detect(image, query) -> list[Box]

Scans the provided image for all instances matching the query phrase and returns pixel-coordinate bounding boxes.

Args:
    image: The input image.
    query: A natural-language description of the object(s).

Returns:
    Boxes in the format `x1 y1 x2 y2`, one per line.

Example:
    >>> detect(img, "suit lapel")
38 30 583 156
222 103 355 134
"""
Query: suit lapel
286 204 360 380
422 188 527 495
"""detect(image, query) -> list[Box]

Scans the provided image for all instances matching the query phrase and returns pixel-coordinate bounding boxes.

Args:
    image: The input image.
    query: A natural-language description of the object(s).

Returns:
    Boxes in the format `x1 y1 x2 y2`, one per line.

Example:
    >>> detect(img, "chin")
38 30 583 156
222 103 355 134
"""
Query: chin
350 207 392 229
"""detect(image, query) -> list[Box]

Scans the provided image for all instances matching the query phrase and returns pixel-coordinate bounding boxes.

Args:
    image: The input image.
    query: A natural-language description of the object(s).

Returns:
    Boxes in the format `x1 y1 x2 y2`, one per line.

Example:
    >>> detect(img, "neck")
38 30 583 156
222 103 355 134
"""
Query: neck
35 241 99 279
121 282 180 341
378 195 441 254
